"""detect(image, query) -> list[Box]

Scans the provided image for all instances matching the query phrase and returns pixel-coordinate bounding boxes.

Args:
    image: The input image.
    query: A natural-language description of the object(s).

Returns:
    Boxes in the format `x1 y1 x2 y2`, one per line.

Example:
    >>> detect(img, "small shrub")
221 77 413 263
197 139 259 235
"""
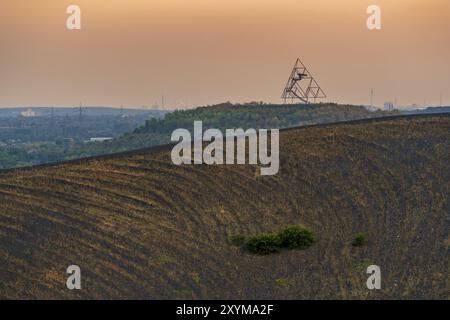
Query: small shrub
275 277 295 287
228 234 246 246
277 225 315 250
191 272 201 285
352 233 367 247
245 233 282 255
353 259 373 272
154 255 175 265
238 225 315 255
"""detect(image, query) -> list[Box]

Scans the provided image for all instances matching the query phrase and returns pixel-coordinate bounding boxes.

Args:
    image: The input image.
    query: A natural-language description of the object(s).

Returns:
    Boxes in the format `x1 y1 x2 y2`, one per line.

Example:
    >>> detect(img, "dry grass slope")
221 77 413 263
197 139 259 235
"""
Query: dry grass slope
0 114 449 299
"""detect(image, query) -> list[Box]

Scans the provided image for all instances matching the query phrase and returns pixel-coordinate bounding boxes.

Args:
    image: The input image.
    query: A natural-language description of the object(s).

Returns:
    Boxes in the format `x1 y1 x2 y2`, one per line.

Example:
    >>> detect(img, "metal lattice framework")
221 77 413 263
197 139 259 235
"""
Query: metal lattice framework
282 58 326 103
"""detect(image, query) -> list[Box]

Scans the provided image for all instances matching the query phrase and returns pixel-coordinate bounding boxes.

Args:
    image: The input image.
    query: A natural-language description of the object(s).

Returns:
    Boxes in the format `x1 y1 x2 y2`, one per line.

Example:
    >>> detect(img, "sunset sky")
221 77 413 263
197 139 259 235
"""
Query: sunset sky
1 0 449 108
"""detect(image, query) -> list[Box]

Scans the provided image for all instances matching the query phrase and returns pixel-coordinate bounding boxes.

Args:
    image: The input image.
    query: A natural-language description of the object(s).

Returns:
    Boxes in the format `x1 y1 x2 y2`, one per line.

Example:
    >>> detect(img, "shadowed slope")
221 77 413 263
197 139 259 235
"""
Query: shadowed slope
0 115 449 299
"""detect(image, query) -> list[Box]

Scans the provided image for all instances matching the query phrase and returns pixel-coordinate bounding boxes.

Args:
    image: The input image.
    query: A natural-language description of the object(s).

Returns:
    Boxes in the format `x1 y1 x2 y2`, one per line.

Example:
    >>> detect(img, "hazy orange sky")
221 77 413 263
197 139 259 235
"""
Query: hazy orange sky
1 0 449 108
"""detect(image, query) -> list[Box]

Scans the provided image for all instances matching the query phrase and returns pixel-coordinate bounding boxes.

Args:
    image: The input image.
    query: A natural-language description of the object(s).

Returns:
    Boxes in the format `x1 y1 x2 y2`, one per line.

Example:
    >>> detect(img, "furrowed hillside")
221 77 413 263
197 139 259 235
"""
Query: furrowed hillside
0 114 448 299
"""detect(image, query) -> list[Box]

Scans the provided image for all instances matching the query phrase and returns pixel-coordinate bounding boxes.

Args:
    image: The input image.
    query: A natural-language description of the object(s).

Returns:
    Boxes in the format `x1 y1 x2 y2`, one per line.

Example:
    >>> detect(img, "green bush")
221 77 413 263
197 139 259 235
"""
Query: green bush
245 233 282 255
352 233 367 247
277 225 315 250
239 225 315 255
228 234 246 246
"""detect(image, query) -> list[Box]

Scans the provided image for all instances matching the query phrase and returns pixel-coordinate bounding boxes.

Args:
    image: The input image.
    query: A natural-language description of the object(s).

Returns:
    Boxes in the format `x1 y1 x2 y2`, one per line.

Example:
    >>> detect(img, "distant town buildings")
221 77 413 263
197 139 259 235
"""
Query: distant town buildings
20 109 39 117
363 105 378 112
384 102 394 111
85 137 113 143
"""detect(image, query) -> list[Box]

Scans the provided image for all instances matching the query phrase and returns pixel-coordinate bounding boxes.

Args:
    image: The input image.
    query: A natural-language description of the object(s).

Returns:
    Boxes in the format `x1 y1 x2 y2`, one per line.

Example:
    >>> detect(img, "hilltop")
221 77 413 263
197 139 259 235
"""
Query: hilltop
0 114 448 299
110 102 394 151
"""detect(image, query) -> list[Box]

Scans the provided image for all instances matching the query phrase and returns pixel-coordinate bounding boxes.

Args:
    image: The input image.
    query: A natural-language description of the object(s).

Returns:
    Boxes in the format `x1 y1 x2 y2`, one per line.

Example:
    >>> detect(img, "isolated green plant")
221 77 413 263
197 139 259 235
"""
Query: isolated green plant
275 277 295 287
352 233 368 247
353 259 373 272
277 225 315 250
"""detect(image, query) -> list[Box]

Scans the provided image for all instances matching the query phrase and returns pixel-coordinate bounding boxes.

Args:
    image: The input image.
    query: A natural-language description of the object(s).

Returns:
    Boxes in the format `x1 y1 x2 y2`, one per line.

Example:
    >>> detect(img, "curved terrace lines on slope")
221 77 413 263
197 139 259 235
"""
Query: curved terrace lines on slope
27 177 155 212
0 181 153 232
0 114 448 299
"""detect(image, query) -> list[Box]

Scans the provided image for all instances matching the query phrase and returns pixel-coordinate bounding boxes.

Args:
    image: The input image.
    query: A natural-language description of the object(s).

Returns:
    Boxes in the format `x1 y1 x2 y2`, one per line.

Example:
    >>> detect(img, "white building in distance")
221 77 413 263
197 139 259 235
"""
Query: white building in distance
20 108 39 117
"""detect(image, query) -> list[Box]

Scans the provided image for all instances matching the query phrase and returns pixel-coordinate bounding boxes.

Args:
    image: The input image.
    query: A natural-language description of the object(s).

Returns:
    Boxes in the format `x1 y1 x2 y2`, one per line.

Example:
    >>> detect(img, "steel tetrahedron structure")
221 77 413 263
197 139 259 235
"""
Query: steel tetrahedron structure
282 58 326 103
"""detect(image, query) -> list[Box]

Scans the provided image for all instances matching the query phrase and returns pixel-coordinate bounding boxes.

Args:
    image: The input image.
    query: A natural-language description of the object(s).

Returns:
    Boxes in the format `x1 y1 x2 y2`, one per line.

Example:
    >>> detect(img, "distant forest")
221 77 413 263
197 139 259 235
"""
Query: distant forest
0 103 396 169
